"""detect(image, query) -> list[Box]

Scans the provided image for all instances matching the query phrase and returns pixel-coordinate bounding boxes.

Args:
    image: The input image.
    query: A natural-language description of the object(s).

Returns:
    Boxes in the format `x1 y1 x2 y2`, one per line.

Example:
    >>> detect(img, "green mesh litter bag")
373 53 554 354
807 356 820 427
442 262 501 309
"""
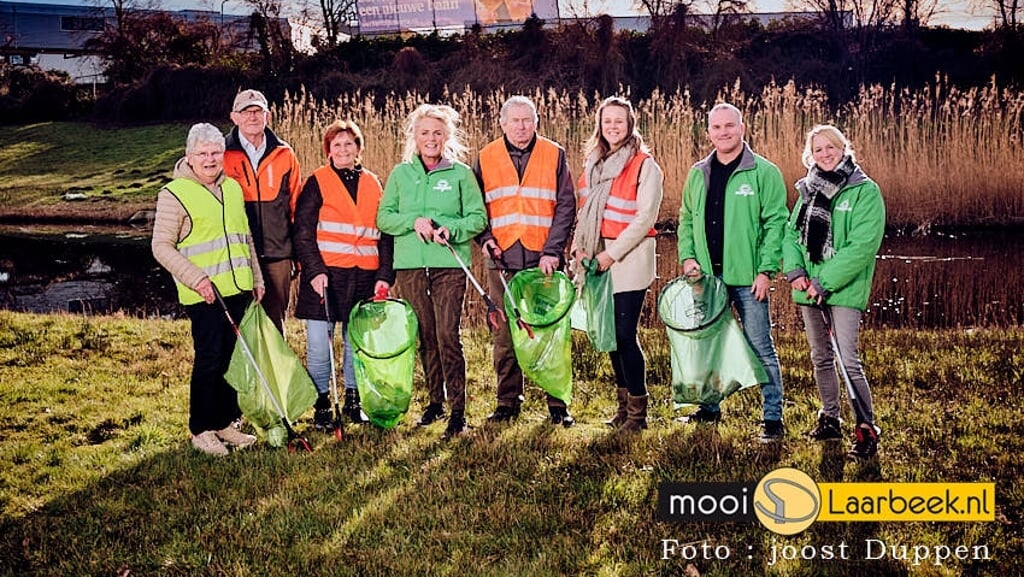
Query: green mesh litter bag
505 269 575 404
572 257 616 352
657 274 767 407
348 298 418 429
225 302 317 447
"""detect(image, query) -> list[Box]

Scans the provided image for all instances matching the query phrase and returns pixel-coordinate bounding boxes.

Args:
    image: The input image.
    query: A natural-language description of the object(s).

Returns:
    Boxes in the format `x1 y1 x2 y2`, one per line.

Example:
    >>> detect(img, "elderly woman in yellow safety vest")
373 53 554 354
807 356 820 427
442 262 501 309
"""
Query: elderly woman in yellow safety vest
152 122 266 457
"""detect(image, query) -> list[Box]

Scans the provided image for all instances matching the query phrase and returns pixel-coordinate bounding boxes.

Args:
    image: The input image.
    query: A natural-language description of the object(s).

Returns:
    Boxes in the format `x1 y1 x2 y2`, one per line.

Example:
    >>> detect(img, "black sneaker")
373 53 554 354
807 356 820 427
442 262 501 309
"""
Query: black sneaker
759 419 785 443
677 407 721 424
313 407 336 432
848 424 881 459
486 405 520 422
442 411 466 440
549 406 575 428
807 412 843 441
418 403 446 427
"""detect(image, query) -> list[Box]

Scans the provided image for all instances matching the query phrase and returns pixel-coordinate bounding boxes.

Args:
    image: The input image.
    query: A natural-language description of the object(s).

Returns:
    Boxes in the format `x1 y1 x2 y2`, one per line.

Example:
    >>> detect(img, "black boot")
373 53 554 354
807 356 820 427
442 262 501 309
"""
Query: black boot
549 406 575 428
343 388 367 424
442 410 466 440
313 392 335 431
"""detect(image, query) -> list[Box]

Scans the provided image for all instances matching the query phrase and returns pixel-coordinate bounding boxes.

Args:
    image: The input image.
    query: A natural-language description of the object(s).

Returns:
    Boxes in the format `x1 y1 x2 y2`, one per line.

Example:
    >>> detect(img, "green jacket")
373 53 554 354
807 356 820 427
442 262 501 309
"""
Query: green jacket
377 157 487 270
783 170 885 311
677 144 789 286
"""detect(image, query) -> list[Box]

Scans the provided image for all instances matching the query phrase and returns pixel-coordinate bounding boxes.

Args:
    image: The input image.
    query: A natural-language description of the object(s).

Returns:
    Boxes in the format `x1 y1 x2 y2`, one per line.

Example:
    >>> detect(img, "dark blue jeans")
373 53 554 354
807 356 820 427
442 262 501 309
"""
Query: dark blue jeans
699 284 784 421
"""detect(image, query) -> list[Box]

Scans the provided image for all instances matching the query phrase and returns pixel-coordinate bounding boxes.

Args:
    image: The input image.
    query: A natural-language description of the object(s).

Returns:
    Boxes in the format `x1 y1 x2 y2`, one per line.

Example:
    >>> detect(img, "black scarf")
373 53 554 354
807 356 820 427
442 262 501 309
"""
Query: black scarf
795 155 856 264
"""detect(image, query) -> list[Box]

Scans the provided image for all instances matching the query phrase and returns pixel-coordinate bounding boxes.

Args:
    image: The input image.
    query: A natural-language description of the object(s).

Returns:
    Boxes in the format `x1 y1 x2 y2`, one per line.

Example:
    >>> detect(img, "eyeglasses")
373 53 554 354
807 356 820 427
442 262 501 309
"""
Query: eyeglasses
236 109 265 118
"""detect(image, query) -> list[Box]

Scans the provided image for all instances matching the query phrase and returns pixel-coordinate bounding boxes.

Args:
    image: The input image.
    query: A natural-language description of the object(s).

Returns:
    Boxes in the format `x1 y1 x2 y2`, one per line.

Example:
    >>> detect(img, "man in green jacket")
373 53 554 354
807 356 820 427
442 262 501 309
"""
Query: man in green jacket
677 102 789 442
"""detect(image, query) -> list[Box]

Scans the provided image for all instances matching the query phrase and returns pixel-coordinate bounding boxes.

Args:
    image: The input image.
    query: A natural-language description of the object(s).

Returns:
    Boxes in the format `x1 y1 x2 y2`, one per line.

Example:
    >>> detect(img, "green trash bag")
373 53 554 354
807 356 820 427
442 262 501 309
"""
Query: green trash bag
224 302 317 447
657 274 767 407
348 298 418 429
505 269 576 405
573 258 616 352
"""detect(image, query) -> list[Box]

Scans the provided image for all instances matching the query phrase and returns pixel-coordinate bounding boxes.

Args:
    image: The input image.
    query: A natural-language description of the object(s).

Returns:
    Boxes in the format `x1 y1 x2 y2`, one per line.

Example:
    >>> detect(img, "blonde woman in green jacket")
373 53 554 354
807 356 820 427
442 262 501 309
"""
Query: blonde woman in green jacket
783 124 886 459
377 103 487 440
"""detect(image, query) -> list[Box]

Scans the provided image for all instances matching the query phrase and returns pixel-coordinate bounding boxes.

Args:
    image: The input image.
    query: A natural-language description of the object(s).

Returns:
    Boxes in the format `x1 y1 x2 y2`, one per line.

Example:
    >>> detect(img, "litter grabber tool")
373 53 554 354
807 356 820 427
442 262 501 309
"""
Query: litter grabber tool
486 244 534 339
322 282 345 441
214 285 313 453
819 304 876 432
431 220 506 331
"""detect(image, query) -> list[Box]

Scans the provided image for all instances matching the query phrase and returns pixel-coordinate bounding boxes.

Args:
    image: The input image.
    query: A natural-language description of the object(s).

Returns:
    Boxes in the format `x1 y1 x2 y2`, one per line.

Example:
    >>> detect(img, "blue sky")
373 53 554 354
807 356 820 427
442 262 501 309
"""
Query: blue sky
8 0 994 29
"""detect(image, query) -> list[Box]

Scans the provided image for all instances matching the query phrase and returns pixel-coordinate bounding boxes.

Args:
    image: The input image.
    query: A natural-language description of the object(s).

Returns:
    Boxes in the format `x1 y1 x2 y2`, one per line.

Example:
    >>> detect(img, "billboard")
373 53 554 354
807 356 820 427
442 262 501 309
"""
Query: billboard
357 0 559 33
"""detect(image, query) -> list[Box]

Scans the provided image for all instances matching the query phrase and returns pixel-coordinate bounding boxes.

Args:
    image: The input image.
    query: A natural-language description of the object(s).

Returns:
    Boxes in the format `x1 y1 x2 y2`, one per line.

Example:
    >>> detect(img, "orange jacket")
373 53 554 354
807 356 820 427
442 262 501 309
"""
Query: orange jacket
480 136 560 252
311 166 384 270
223 127 302 260
577 151 657 239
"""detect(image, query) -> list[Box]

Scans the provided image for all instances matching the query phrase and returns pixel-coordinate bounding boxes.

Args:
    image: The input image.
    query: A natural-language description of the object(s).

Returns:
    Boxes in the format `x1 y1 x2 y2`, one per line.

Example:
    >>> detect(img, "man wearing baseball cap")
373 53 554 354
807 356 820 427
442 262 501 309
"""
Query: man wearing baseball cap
223 89 302 334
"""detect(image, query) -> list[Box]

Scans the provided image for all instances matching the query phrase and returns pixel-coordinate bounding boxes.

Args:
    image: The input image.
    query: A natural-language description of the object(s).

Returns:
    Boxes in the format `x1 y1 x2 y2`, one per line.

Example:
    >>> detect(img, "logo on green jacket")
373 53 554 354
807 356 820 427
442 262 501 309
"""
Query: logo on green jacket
735 184 755 196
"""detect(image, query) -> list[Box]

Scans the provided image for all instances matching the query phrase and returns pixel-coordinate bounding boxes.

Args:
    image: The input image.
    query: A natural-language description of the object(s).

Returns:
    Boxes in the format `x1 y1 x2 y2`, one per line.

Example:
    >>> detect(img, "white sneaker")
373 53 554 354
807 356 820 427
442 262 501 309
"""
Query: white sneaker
216 425 257 449
191 430 229 456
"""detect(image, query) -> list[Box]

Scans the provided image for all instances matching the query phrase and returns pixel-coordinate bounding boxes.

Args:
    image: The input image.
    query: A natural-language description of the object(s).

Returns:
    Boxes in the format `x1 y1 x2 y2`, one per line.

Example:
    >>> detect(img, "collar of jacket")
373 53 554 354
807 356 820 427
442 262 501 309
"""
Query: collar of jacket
695 142 757 176
225 125 286 153
503 134 537 155
414 156 455 173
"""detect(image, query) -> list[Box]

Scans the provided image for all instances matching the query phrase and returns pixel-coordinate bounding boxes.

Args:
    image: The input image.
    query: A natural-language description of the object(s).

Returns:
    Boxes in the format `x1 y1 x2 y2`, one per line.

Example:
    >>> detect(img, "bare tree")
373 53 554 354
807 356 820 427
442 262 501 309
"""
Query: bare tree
897 0 940 30
971 0 1022 28
315 0 357 46
792 0 898 30
240 0 294 73
634 0 695 23
794 0 852 31
851 0 897 28
712 0 748 30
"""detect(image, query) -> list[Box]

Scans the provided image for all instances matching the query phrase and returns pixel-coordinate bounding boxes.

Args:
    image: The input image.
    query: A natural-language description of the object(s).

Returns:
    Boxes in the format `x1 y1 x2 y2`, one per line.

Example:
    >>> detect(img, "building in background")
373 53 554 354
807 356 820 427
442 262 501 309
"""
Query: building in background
0 1 259 83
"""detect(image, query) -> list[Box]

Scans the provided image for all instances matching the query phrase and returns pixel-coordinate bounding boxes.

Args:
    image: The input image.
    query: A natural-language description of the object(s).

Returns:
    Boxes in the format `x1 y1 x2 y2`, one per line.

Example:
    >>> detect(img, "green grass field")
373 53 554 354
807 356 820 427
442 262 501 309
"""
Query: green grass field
1 311 1020 576
0 122 189 221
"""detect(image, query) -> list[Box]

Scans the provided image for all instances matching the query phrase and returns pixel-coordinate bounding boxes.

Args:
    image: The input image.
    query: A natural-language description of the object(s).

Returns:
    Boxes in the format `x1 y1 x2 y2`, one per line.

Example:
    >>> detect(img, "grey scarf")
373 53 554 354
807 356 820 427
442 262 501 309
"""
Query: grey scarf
572 144 636 288
795 155 856 264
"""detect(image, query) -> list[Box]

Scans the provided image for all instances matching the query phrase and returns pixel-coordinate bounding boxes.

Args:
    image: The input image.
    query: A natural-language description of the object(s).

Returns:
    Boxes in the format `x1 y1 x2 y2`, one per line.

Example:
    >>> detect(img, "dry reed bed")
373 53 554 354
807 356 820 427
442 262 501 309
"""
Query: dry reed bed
273 78 1024 229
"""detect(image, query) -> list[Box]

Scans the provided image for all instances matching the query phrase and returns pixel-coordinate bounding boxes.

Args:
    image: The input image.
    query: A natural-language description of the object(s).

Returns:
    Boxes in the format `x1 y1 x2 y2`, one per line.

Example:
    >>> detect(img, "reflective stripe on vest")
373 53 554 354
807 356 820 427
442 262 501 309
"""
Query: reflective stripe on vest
166 177 254 305
479 136 560 252
313 166 383 270
576 151 657 239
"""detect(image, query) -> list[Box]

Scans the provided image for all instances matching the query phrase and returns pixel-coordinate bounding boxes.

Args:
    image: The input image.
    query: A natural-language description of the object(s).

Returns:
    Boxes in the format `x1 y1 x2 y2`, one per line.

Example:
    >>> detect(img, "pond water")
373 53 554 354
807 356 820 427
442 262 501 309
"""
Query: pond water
1 225 1021 329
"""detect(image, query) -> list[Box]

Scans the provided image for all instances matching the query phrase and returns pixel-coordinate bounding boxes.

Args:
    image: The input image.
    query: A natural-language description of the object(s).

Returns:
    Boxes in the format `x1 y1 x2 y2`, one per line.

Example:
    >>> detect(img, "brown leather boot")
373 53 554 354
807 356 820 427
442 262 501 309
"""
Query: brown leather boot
619 394 648 432
604 388 629 428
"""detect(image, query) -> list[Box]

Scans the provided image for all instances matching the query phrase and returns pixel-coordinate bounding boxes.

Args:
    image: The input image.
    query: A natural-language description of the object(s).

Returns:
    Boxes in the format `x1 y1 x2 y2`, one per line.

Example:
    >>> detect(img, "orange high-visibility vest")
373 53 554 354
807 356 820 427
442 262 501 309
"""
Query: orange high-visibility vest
313 166 383 270
577 151 657 239
479 136 560 252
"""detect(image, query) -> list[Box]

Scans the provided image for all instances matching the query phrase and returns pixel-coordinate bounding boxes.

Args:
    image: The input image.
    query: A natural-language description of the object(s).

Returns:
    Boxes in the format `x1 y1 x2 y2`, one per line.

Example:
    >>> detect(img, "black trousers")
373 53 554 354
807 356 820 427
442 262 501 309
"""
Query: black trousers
185 292 251 435
609 289 648 397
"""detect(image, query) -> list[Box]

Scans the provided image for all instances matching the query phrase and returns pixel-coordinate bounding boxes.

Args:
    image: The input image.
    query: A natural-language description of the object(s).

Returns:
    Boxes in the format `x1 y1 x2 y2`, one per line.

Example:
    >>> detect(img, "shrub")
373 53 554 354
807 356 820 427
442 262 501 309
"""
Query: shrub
0 64 90 123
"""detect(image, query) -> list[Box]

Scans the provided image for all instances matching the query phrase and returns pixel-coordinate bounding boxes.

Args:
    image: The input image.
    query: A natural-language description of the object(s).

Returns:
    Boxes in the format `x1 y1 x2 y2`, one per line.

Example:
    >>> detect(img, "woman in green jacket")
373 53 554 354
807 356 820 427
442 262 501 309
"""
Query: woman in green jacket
377 103 487 440
784 124 886 460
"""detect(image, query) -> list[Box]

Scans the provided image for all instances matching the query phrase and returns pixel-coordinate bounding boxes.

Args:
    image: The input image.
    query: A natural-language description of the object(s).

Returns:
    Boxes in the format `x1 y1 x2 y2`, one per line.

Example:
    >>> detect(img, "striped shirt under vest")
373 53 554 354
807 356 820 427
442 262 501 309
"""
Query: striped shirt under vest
165 178 254 305
577 150 657 239
312 166 383 270
480 136 560 252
